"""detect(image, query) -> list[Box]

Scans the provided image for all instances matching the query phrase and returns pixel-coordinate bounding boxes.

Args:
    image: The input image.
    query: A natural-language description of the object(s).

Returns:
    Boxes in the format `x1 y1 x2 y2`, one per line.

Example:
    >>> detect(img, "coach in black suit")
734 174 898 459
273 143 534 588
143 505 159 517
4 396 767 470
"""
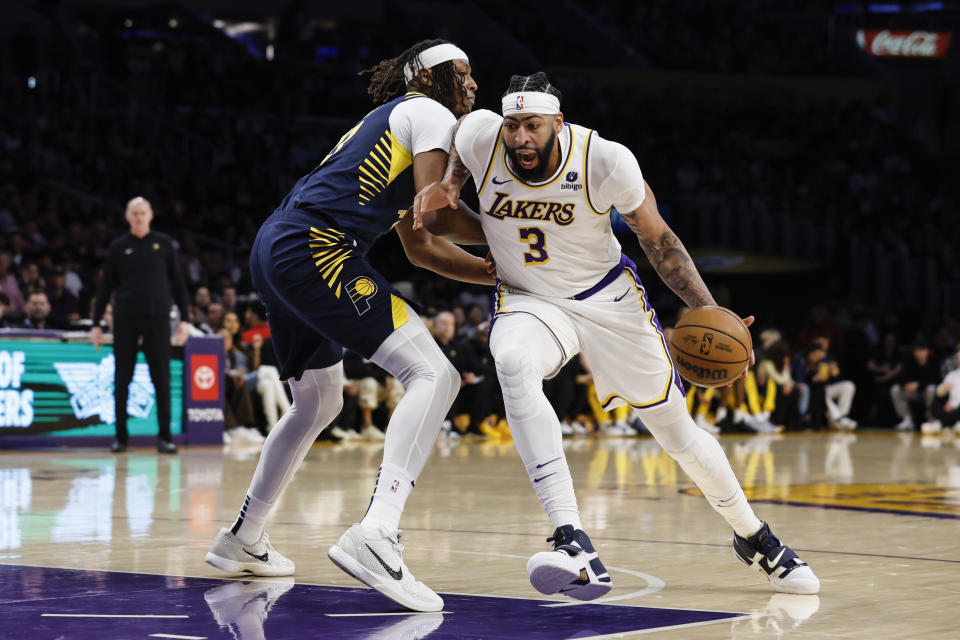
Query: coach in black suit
91 197 191 453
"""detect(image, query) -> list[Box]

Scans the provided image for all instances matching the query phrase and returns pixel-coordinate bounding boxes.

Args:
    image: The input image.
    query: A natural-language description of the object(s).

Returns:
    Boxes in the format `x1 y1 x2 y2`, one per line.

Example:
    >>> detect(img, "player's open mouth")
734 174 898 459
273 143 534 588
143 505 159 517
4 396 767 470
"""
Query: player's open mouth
516 149 538 169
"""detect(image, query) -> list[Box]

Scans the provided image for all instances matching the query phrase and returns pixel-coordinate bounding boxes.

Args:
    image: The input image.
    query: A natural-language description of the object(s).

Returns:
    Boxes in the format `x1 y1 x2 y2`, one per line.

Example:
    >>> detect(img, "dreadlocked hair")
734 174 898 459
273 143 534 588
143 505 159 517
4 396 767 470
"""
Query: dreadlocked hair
360 38 465 113
502 72 562 103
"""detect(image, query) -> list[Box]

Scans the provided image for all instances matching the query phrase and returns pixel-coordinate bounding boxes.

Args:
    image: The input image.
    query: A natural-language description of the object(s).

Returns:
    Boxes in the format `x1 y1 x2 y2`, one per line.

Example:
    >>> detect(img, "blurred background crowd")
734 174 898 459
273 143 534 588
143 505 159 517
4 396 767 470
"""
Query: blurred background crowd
2 0 959 440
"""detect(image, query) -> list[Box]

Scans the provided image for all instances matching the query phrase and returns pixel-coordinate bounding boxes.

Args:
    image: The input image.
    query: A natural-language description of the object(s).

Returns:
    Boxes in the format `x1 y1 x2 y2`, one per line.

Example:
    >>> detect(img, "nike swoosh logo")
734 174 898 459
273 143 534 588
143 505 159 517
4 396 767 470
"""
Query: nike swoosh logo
534 472 556 483
764 548 786 570
536 457 561 469
558 587 579 593
365 544 403 580
613 289 631 302
243 549 269 563
491 176 512 185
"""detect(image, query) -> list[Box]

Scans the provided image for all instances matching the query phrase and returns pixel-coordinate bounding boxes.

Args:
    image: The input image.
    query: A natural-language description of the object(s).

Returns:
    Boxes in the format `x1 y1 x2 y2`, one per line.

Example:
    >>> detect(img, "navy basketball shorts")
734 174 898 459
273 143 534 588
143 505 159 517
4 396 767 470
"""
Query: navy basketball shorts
250 210 412 381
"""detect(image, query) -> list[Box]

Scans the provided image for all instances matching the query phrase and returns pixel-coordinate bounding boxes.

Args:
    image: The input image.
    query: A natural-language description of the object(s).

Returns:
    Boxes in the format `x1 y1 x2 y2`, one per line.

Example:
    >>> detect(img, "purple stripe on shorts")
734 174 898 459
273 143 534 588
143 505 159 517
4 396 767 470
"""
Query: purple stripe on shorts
571 254 632 301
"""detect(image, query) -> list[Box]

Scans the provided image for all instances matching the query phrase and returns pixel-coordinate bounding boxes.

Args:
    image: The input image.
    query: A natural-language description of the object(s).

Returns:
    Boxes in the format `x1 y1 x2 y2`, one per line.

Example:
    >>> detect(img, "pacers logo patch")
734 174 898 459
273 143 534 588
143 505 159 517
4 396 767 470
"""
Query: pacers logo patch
347 276 378 316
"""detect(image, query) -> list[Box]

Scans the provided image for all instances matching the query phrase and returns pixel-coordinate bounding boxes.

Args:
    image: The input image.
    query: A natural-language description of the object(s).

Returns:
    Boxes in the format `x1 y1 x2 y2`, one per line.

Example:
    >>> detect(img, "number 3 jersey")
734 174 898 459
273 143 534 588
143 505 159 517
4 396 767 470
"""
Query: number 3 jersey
455 109 647 298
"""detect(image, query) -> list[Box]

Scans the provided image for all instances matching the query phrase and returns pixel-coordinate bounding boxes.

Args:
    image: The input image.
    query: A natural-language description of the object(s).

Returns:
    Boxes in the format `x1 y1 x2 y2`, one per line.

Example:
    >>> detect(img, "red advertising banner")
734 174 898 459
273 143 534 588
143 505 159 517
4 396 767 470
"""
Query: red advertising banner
189 353 220 402
855 30 952 58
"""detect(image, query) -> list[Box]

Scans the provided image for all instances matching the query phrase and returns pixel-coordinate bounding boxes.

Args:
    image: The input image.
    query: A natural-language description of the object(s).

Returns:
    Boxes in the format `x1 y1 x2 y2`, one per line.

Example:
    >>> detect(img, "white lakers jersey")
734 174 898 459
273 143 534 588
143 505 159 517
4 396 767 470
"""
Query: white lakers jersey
455 109 647 298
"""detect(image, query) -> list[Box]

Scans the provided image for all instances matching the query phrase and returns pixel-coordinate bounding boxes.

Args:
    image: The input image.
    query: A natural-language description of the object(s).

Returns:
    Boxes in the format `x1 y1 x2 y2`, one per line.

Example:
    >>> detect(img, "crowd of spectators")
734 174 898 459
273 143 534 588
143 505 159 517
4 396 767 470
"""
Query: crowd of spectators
2 3 959 439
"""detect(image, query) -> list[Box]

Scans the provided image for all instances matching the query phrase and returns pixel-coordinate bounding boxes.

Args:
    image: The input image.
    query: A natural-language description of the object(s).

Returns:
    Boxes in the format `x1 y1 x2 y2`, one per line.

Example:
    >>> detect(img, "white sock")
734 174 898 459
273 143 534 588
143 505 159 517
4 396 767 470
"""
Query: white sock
232 493 272 545
526 456 583 530
643 392 763 538
361 462 415 532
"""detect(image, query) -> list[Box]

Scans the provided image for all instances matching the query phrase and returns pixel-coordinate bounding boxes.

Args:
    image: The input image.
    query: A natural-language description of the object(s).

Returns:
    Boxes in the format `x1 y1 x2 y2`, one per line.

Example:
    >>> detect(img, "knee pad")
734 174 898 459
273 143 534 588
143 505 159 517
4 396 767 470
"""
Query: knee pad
289 364 344 423
495 347 542 420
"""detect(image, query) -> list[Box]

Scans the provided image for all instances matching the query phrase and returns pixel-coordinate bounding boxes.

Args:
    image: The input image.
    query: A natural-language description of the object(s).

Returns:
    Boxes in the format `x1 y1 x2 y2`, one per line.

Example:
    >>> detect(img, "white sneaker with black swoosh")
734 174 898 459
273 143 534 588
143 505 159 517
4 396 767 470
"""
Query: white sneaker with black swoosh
205 528 295 577
328 523 443 612
733 522 820 594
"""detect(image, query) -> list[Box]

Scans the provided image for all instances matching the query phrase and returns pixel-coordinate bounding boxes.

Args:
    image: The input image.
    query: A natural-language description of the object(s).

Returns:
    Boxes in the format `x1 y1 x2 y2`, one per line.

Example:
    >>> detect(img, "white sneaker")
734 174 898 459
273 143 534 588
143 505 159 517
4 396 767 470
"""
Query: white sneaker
572 421 589 436
328 523 443 612
836 416 858 430
743 413 778 433
527 525 612 601
331 426 361 440
205 528 295 577
896 416 915 431
734 523 819 595
695 413 720 434
920 419 943 434
363 425 387 441
560 421 574 436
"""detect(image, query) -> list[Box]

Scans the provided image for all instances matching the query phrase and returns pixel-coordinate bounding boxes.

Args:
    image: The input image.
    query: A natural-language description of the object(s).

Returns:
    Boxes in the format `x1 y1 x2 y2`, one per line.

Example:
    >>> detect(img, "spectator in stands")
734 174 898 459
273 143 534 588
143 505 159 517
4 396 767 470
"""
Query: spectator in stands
221 286 238 314
940 338 960 377
922 364 960 434
193 286 212 314
241 299 271 347
866 331 902 425
815 335 857 430
198 301 224 334
433 310 496 436
222 310 243 345
18 261 43 296
22 290 51 330
0 251 25 313
891 341 940 431
45 267 79 329
0 291 16 328
220 327 260 441
758 340 803 430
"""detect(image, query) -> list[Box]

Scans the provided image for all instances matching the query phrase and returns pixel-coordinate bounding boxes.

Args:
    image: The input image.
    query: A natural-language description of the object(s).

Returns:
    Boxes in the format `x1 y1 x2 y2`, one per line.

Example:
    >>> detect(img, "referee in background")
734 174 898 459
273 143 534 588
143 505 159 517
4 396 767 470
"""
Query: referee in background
91 197 192 453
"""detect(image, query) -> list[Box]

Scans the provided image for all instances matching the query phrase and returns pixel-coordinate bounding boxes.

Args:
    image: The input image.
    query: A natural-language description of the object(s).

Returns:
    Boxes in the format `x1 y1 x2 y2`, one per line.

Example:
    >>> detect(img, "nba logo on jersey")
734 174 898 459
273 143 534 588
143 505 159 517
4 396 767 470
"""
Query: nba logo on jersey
346 276 378 316
516 95 524 111
390 479 400 493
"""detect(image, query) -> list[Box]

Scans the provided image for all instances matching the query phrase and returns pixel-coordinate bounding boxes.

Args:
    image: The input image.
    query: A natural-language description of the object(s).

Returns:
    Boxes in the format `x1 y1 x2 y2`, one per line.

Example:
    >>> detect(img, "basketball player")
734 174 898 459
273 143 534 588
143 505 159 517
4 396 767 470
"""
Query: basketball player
413 73 820 598
205 40 492 613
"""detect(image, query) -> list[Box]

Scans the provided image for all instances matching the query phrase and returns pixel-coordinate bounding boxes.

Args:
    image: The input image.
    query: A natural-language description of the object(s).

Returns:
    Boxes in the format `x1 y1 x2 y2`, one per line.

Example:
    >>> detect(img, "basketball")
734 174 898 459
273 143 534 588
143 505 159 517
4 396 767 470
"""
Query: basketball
669 306 752 388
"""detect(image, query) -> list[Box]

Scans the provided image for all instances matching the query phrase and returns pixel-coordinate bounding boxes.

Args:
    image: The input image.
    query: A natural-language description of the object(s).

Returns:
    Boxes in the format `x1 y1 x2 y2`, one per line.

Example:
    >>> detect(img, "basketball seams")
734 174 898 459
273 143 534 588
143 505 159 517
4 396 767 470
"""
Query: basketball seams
670 323 750 355
668 345 749 365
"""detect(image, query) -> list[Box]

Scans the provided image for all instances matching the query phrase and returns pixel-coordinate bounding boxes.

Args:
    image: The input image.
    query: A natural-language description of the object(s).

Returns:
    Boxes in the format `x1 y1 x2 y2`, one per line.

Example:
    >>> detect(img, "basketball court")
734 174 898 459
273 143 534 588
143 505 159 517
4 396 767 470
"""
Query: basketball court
2 431 958 638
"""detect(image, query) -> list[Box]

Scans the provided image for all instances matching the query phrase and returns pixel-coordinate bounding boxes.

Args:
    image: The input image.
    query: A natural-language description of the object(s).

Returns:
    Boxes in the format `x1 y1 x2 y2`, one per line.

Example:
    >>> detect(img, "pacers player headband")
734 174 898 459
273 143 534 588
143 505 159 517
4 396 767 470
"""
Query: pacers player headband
501 92 561 116
403 44 469 81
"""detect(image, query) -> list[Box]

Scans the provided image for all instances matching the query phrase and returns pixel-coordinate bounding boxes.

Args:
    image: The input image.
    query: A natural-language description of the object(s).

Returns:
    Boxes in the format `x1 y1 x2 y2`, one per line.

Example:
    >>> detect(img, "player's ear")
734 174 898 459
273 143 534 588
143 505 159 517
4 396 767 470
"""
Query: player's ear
554 112 564 133
418 68 434 87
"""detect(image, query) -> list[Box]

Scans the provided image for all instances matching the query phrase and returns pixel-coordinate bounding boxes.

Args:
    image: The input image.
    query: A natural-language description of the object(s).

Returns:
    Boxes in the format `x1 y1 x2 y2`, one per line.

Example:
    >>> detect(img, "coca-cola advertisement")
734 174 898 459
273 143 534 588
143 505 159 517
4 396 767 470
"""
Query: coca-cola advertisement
855 29 952 58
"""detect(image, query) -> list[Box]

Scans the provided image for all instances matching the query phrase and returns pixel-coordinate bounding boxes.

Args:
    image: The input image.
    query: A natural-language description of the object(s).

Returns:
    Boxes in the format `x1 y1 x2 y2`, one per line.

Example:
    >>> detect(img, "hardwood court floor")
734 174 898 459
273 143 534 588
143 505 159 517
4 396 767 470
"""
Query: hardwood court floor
1 430 959 638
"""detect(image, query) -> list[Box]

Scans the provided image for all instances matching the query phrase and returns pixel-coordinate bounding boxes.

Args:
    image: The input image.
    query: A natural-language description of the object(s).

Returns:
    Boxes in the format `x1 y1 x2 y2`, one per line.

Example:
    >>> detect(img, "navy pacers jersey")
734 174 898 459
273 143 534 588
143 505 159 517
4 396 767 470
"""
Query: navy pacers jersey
276 92 429 254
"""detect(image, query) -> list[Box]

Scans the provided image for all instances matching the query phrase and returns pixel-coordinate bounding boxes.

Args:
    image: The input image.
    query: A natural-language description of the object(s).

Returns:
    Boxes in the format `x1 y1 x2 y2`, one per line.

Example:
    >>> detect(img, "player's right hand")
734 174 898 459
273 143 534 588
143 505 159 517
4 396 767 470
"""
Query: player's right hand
91 326 102 352
412 181 459 231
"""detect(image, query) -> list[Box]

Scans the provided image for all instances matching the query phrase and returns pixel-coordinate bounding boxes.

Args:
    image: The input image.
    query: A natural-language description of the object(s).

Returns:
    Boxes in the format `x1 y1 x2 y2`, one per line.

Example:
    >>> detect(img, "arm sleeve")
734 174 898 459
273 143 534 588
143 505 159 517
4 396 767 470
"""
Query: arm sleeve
167 239 190 321
453 110 503 179
92 242 118 324
588 134 646 214
388 98 458 157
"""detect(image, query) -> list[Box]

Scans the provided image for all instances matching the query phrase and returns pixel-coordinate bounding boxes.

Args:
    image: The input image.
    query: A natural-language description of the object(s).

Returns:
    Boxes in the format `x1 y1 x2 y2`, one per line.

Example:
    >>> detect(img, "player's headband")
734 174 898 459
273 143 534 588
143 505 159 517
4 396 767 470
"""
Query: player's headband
501 92 561 116
403 44 469 82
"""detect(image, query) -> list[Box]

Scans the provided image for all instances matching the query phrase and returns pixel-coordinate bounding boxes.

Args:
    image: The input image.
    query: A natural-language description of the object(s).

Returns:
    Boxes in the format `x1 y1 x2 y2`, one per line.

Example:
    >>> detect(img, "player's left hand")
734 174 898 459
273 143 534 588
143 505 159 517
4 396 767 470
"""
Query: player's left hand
412 181 459 230
741 315 755 380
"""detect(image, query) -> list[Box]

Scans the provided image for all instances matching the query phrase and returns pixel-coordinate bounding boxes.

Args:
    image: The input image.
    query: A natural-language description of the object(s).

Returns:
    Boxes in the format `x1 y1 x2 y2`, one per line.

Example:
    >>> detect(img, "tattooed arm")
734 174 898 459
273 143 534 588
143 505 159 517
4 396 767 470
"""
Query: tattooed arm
619 181 716 309
412 116 485 245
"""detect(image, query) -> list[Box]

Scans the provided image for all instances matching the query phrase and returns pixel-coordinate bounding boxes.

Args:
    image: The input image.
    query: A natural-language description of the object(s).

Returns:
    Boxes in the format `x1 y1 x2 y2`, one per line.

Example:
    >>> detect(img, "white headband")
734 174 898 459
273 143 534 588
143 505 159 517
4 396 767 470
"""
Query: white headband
502 91 561 116
403 44 469 82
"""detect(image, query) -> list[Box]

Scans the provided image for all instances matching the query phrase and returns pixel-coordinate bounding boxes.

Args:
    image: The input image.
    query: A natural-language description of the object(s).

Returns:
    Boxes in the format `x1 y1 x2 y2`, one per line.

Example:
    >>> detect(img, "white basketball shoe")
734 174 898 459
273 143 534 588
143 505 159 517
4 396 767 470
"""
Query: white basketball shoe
205 528 295 577
733 522 820 594
527 525 612 601
328 523 443 612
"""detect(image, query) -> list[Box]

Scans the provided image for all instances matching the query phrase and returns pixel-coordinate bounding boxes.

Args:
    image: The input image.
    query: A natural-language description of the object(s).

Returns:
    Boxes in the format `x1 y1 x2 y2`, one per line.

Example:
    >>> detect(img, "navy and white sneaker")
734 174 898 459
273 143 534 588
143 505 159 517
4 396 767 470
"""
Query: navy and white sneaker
527 525 612 601
734 522 820 594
